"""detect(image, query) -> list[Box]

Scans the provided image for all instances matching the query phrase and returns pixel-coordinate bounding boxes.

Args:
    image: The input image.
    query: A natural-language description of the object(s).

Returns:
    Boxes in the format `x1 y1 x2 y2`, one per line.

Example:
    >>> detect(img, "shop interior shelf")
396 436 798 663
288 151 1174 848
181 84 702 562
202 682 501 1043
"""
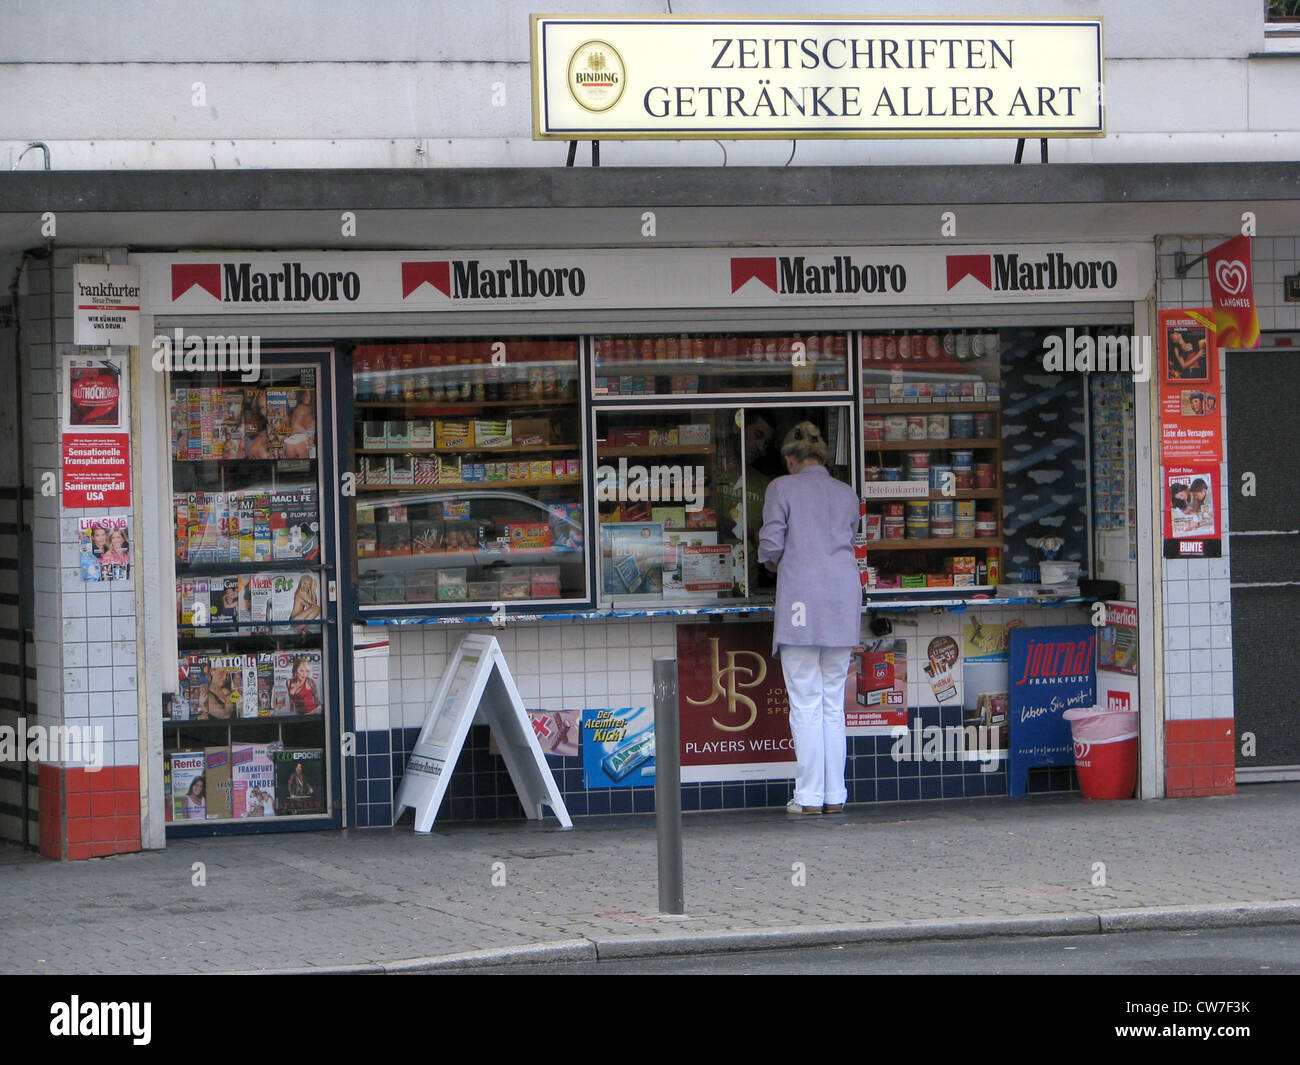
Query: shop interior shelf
354 398 575 410
164 714 324 728
596 445 714 456
862 401 1002 414
595 358 844 374
862 488 1001 501
358 547 580 569
354 444 578 454
176 561 324 576
867 537 1003 550
355 478 583 491
865 438 998 451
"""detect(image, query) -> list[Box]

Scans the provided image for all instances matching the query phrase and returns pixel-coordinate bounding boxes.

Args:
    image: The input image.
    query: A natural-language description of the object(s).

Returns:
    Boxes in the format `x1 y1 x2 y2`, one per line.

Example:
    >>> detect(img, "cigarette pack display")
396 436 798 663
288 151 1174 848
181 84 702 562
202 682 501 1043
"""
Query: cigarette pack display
410 520 445 555
204 746 233 820
231 742 280 818
405 572 441 602
273 650 323 716
437 568 468 602
377 522 411 556
273 748 326 817
170 751 207 821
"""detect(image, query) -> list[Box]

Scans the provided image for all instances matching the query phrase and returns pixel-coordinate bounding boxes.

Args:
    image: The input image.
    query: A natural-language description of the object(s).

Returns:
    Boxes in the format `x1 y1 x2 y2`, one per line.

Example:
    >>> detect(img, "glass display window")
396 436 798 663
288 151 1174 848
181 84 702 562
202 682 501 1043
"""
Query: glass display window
167 353 336 826
592 330 850 399
859 328 1004 592
594 403 855 605
350 338 588 610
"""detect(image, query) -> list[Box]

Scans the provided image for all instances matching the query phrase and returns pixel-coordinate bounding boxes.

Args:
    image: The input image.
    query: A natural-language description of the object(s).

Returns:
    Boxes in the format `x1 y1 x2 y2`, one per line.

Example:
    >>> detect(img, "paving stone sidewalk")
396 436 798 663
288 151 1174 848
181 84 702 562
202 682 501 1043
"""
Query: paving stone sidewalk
2 784 1298 974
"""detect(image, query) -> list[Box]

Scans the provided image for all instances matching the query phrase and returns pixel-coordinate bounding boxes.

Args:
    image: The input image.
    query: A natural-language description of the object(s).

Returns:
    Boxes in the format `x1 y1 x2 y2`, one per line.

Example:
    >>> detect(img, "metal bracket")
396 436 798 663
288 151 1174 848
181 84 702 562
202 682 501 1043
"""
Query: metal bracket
564 140 600 167
1013 138 1049 164
1173 250 1210 279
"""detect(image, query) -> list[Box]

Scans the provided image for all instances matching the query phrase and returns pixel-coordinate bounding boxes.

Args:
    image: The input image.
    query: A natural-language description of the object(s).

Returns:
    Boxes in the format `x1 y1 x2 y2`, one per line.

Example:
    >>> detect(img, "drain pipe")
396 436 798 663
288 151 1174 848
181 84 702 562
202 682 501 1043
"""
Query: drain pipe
7 247 44 849
11 142 51 171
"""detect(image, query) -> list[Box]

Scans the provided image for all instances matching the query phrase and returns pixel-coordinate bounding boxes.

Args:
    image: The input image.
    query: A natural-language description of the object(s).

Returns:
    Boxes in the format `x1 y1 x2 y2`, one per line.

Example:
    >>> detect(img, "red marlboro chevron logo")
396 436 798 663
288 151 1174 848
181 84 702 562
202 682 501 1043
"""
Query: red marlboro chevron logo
946 254 992 290
402 261 451 298
172 264 222 301
731 257 779 293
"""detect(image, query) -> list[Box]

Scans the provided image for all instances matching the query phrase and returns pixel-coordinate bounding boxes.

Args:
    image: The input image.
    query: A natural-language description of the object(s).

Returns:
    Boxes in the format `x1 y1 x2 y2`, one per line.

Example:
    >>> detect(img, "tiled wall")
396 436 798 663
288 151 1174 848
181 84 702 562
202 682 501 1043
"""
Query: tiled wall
1152 234 1294 796
353 603 1087 826
27 251 142 859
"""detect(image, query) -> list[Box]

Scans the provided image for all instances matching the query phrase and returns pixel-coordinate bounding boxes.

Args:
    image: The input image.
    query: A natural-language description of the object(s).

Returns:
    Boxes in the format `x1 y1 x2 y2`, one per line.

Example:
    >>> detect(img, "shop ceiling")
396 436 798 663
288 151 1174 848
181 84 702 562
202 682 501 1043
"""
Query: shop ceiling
0 162 1297 272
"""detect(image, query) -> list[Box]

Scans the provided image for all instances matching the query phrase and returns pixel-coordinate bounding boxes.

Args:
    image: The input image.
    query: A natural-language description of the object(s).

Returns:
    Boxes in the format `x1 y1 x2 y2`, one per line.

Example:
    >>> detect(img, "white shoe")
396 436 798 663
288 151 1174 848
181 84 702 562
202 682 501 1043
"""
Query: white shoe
786 799 821 815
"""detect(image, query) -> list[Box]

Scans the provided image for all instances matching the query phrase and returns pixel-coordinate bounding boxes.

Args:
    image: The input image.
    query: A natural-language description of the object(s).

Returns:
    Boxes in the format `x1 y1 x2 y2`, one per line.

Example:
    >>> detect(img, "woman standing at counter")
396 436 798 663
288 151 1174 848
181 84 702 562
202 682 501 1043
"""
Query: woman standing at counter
758 422 862 816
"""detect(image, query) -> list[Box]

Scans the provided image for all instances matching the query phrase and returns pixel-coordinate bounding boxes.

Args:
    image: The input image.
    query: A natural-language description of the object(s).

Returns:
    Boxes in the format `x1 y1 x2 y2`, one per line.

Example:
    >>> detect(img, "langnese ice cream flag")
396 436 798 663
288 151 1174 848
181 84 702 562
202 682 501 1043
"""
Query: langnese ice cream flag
1206 234 1260 350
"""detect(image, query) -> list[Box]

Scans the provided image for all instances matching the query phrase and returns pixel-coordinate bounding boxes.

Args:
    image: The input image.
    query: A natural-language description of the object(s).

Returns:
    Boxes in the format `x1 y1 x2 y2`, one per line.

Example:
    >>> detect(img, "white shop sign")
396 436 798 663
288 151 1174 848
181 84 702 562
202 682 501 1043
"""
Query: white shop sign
74 264 141 346
393 634 571 832
531 15 1103 140
137 244 1149 315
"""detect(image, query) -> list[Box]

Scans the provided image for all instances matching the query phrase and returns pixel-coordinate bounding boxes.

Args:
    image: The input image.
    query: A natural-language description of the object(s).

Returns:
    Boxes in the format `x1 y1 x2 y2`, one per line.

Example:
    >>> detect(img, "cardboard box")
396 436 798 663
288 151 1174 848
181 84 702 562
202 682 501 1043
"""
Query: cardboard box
512 418 551 447
507 523 551 551
435 421 473 448
609 429 650 447
473 420 511 448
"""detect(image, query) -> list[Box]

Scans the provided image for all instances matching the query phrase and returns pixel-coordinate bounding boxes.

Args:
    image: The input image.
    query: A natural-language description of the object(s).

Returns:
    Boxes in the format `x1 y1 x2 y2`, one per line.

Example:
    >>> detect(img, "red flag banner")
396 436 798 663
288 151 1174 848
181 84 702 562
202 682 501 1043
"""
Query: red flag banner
1206 234 1260 350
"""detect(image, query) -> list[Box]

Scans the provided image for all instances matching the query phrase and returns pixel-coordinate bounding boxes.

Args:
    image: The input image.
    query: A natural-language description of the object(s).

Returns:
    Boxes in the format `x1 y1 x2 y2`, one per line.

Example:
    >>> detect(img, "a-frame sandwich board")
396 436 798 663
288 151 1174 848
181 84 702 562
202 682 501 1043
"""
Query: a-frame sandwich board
393 633 572 832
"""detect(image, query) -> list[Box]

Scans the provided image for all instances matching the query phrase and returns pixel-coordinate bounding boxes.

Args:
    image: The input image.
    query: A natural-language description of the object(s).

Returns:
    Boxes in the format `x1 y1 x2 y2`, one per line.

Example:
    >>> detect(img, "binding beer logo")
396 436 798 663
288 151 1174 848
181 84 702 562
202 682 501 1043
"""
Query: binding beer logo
401 259 586 300
567 39 625 112
730 255 907 296
946 252 1118 293
171 262 361 304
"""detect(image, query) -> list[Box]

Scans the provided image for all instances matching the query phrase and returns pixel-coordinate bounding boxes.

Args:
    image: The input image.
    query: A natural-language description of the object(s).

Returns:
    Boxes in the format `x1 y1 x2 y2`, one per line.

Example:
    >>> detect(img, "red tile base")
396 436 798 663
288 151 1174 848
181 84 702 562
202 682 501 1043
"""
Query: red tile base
1165 718 1236 797
38 765 142 860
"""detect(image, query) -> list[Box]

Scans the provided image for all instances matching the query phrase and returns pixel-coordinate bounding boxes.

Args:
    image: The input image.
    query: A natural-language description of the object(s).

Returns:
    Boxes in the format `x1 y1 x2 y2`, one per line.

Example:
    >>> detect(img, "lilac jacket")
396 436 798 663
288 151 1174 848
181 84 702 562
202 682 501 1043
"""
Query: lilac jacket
758 464 862 656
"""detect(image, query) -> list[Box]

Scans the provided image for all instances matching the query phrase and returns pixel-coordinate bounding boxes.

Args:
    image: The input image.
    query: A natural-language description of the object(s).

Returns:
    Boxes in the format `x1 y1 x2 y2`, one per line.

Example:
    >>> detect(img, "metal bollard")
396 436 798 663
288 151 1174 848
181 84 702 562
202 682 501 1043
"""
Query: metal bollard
653 657 684 915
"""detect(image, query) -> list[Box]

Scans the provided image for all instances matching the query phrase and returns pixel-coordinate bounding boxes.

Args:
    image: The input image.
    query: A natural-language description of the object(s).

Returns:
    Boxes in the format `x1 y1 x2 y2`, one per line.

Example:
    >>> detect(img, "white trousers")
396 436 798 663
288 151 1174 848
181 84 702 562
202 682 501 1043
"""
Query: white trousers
779 644 853 808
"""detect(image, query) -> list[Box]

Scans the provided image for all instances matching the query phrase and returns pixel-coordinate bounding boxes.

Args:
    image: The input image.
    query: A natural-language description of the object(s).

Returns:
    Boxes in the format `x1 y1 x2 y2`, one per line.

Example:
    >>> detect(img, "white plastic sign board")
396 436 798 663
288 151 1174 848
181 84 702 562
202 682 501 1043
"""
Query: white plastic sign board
393 634 572 832
74 264 141 346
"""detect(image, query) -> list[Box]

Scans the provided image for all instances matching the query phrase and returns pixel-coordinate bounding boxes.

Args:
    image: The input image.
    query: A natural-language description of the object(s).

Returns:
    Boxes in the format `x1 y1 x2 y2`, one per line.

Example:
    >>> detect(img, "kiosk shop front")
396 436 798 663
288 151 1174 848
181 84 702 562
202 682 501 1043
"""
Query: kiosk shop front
133 241 1157 834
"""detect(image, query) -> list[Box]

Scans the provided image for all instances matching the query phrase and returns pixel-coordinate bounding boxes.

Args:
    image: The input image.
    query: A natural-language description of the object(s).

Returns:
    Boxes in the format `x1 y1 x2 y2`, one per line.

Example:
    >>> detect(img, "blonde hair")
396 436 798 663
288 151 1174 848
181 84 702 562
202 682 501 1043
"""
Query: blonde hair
781 421 829 465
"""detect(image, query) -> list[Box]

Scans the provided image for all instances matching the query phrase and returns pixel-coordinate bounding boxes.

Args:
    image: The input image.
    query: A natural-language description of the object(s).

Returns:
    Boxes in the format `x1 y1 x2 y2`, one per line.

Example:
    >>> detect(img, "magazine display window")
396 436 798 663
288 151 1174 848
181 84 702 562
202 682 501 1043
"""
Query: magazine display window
350 338 588 611
164 354 335 827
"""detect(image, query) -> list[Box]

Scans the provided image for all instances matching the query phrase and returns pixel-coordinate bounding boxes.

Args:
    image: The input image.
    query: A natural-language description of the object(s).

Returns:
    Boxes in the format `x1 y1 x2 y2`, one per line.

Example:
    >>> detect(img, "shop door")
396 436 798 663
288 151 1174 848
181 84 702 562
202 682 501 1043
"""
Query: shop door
1225 339 1300 773
166 348 344 829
